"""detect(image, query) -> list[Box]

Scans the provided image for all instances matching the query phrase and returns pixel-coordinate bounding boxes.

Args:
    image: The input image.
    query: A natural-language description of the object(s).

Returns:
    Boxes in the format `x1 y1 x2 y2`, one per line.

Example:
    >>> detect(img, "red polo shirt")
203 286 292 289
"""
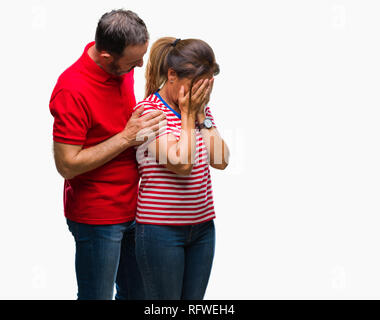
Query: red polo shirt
49 41 139 224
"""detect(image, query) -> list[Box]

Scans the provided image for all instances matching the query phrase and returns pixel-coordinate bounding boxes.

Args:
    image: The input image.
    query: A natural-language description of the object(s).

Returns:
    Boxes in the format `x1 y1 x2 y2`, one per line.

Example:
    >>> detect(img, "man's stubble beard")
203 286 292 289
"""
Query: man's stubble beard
110 60 134 76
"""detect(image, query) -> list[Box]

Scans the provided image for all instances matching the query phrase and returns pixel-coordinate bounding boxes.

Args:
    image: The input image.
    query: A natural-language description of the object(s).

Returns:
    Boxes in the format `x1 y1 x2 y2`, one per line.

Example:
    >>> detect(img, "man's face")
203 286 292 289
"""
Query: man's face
109 42 149 76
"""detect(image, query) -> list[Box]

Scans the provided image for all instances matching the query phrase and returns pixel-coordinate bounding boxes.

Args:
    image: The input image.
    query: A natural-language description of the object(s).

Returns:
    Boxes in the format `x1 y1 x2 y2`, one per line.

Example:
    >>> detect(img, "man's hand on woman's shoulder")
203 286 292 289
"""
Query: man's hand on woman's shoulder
122 105 167 146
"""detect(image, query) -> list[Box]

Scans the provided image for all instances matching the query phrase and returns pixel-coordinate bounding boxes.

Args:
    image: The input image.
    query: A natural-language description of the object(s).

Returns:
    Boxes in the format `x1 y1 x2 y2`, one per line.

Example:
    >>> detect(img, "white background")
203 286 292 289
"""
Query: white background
0 0 380 299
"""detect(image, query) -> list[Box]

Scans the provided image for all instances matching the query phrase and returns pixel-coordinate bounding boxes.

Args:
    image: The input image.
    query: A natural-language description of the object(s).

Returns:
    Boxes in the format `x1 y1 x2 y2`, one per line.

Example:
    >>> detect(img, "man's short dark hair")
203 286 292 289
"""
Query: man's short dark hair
95 9 149 55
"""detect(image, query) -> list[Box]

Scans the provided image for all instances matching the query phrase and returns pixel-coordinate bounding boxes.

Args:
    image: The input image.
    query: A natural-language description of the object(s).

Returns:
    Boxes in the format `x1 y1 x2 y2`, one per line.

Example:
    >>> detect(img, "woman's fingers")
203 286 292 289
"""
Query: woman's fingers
178 85 185 101
202 83 212 104
192 79 209 101
179 85 189 106
208 78 214 94
179 85 195 114
197 80 214 106
202 78 213 100
191 79 204 96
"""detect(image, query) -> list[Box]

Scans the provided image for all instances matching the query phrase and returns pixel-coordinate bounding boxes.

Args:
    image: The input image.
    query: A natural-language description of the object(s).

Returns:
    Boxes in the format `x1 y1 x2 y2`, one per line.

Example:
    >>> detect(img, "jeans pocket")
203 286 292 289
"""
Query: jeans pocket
66 219 94 242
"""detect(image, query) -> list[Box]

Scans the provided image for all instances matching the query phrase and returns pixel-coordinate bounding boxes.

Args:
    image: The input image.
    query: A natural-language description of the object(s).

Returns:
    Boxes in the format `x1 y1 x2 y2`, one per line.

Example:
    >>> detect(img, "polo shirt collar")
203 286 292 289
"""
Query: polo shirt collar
80 41 123 83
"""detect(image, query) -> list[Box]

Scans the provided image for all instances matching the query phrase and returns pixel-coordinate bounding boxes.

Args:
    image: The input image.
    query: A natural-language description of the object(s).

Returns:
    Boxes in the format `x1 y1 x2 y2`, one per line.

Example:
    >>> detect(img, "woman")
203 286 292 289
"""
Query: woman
133 37 230 300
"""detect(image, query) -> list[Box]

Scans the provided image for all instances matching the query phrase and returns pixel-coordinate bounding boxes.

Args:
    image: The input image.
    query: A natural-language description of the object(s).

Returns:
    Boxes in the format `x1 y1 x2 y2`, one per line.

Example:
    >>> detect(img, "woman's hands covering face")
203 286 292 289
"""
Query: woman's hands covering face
178 78 213 117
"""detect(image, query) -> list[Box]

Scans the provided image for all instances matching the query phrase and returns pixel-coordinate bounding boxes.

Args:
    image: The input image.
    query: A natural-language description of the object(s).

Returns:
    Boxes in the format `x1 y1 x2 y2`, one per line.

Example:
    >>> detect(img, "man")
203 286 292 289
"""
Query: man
49 9 165 300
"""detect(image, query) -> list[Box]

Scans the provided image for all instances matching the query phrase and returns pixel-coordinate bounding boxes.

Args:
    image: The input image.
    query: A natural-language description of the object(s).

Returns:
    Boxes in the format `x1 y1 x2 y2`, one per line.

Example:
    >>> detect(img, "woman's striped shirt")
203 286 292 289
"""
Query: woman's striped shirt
133 92 216 225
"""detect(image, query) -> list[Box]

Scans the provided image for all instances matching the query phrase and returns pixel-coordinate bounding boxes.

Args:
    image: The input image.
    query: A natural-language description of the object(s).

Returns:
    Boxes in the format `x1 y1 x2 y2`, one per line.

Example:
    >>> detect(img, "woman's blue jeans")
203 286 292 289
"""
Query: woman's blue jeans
67 219 145 300
135 220 216 300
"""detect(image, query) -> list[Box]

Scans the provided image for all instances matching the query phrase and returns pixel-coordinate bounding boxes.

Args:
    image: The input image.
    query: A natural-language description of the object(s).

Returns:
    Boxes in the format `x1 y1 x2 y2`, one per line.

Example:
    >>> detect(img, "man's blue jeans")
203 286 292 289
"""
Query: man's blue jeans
67 219 145 300
135 220 216 300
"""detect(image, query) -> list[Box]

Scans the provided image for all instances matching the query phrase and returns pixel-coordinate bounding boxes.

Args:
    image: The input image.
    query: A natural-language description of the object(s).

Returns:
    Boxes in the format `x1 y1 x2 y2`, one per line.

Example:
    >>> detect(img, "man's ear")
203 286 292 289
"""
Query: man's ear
99 51 113 62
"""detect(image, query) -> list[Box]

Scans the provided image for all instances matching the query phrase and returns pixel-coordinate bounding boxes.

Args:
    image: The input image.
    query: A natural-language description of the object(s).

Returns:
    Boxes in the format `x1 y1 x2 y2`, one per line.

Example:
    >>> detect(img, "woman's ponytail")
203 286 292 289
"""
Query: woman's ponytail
145 37 176 98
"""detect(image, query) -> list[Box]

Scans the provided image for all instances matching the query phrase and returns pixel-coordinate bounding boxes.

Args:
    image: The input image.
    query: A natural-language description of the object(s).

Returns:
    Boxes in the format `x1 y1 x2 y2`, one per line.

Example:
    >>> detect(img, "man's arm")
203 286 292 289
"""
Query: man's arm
53 106 166 180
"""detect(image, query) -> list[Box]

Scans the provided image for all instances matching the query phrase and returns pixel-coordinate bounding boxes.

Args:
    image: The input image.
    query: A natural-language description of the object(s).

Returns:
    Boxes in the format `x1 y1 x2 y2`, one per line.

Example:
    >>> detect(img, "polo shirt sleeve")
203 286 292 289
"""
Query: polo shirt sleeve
49 89 90 145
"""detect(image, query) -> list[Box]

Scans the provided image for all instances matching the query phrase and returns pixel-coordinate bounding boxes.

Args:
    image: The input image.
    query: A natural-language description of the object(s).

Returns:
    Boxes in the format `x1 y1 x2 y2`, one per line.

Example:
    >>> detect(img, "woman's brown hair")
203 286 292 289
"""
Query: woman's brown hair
145 37 220 98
